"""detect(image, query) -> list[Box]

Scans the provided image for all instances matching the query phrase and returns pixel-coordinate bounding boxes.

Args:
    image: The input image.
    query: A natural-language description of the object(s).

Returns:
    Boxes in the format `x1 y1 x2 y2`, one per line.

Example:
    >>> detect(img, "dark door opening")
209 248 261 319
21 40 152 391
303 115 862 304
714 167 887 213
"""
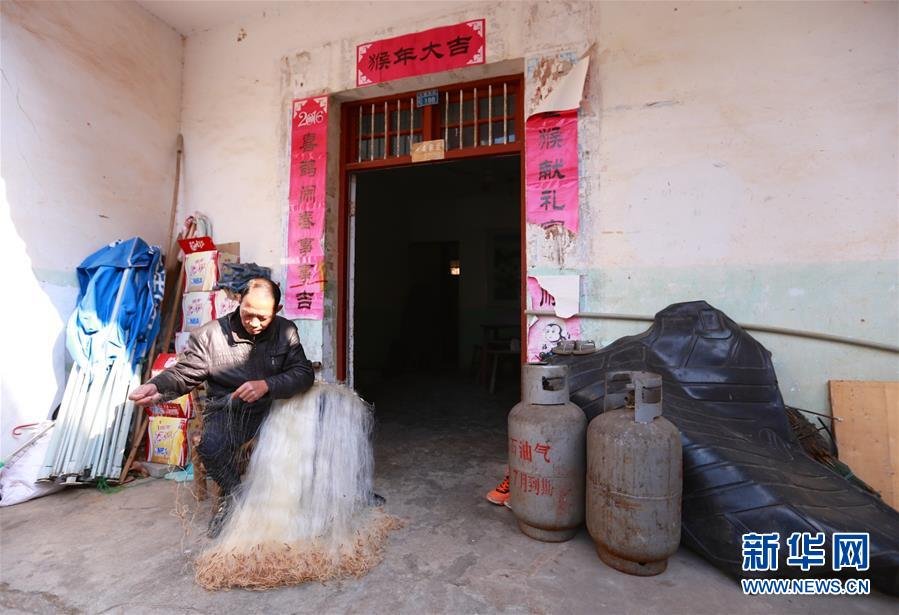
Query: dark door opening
352 155 521 403
400 240 460 369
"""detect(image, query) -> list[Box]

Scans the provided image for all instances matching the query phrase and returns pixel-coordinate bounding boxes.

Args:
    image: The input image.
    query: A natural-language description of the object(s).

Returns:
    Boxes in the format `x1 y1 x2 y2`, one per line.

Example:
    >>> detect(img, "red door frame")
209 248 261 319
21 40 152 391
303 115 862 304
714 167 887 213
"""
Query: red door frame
336 75 526 382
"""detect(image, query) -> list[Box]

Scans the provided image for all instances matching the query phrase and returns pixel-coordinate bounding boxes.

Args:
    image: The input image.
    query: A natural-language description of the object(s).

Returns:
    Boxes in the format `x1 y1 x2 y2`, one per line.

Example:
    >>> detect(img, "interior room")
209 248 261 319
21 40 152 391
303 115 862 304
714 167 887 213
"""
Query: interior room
353 155 522 404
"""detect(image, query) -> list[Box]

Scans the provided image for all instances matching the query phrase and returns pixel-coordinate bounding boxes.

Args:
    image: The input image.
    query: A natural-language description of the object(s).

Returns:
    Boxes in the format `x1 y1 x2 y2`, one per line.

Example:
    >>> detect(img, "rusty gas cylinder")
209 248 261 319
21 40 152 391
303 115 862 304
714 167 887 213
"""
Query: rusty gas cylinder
508 363 586 542
586 371 682 575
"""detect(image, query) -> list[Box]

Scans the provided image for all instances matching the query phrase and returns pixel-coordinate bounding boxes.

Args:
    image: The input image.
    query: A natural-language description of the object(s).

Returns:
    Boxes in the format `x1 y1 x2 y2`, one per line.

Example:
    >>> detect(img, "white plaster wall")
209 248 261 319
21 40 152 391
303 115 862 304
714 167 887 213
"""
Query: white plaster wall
179 1 897 411
593 0 897 268
584 1 899 412
0 0 183 457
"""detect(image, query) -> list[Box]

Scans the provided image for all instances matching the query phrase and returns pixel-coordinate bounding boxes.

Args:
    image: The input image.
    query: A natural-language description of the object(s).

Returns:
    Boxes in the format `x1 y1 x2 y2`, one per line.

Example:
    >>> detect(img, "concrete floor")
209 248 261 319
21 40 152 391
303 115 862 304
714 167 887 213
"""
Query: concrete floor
1 372 895 614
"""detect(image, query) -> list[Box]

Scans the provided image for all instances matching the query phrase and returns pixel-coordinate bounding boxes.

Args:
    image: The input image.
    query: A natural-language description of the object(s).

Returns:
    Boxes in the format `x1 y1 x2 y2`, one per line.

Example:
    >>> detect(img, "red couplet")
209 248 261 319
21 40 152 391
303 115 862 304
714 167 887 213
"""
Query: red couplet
356 19 486 87
524 110 579 234
285 96 328 320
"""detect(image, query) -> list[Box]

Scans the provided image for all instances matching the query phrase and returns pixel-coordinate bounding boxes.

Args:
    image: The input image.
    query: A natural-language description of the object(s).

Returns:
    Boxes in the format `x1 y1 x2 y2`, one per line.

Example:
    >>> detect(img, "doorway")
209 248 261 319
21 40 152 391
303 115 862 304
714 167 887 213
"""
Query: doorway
337 75 524 384
350 156 521 402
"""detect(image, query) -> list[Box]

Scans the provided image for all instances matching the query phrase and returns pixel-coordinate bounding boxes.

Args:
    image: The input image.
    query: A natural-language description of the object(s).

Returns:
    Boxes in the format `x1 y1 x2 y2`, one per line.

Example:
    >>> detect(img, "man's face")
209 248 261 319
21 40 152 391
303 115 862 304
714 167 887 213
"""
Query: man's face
239 291 277 336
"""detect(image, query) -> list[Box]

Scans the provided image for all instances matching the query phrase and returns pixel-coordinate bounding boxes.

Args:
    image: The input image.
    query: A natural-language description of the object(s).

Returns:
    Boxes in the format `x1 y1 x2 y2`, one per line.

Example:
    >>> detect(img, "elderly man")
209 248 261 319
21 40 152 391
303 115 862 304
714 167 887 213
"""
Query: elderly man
129 277 315 536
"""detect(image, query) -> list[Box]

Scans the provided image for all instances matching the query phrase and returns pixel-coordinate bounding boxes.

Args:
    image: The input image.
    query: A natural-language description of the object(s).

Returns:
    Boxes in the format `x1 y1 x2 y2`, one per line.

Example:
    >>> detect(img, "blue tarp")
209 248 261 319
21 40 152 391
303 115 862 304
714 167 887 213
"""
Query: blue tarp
66 238 164 370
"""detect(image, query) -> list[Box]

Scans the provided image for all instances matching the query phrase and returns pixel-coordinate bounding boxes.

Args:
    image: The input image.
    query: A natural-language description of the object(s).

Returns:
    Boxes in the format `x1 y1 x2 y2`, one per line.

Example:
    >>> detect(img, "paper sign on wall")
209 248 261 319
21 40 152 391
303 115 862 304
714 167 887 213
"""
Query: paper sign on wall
525 111 579 234
529 274 580 319
526 276 581 361
524 52 589 236
527 317 581 362
356 19 485 87
285 96 328 320
524 52 589 357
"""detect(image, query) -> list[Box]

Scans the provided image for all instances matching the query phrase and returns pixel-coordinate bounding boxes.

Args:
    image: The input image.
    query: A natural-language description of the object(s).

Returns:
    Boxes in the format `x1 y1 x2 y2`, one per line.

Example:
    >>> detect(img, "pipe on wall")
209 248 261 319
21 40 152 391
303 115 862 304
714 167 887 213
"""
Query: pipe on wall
523 310 899 354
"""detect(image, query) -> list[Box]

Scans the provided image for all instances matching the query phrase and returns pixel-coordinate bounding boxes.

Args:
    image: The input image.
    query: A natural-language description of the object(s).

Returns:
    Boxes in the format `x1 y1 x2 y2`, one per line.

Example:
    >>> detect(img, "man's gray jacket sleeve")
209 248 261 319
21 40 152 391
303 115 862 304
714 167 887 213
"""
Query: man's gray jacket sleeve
265 323 315 399
148 330 210 399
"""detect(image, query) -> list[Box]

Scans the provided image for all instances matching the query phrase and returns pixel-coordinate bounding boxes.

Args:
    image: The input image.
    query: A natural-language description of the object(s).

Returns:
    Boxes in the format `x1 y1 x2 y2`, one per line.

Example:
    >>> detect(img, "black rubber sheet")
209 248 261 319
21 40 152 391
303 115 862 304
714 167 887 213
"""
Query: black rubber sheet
549 301 899 594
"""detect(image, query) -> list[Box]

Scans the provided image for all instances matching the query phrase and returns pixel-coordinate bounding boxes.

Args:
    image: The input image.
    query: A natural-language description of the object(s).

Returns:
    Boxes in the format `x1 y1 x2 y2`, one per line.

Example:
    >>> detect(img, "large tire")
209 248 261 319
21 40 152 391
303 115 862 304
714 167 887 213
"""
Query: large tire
550 301 899 594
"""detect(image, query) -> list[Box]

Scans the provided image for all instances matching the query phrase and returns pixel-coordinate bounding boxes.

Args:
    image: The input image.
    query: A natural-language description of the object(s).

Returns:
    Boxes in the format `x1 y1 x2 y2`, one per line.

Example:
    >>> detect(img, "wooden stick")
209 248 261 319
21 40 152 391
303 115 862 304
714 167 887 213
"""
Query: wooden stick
166 135 185 261
155 219 195 361
142 135 185 383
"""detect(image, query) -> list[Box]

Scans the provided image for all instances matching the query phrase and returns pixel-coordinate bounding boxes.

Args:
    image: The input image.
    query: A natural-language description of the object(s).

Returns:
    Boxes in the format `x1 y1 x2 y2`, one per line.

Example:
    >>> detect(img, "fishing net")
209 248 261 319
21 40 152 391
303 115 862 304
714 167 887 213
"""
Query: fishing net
194 383 401 590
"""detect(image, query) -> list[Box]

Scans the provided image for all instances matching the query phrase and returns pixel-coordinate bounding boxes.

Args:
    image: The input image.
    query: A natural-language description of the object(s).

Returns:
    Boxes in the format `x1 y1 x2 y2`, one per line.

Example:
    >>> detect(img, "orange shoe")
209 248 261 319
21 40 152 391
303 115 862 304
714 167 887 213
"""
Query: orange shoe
486 474 510 505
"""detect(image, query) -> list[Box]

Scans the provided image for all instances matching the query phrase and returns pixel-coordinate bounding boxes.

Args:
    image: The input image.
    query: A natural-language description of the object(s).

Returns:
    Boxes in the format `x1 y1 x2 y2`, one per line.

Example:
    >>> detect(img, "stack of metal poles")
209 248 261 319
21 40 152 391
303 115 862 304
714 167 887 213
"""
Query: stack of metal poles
39 270 142 483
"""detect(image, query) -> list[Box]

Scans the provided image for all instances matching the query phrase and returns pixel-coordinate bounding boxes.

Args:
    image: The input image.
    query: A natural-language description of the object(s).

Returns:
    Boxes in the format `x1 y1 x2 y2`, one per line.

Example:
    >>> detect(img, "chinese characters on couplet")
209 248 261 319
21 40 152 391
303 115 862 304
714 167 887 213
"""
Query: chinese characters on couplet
285 96 328 319
299 186 315 203
392 46 417 65
296 238 314 257
525 111 578 222
367 51 390 71
367 35 473 69
295 263 315 285
298 159 316 177
301 133 317 152
296 211 314 229
538 126 563 149
357 20 485 87
295 291 315 311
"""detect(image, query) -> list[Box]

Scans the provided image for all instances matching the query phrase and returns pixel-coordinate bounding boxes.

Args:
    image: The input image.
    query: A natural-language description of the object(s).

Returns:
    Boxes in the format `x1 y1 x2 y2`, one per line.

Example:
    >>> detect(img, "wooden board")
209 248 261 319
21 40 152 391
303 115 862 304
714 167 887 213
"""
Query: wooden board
830 380 899 510
411 139 445 163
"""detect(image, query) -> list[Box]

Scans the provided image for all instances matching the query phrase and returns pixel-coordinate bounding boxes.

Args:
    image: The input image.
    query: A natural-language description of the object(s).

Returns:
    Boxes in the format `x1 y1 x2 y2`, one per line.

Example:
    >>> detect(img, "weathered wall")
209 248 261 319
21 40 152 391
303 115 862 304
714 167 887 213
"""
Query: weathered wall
179 0 897 411
0 0 183 455
180 0 594 378
581 1 899 412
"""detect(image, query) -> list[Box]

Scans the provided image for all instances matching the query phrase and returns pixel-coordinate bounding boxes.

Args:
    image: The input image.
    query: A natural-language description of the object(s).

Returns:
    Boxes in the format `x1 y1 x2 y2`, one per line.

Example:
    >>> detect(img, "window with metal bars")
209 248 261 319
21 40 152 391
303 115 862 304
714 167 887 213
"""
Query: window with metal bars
345 75 522 168
440 81 517 150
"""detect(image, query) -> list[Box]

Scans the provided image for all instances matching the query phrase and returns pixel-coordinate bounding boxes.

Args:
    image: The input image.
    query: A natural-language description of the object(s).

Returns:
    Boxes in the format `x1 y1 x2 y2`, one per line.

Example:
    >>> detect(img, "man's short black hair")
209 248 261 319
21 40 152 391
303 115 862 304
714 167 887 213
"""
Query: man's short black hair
241 277 281 307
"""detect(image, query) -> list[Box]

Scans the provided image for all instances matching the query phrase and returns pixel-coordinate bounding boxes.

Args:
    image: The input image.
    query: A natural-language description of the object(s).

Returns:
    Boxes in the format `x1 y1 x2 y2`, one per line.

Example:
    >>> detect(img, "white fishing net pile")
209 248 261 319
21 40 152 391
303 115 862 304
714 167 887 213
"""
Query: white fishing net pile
194 382 401 590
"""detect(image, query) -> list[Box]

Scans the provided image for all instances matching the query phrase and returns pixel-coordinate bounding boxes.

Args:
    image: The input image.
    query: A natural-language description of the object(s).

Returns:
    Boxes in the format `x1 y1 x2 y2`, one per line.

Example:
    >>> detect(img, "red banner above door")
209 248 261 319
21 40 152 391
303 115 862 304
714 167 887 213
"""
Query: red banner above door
356 19 486 87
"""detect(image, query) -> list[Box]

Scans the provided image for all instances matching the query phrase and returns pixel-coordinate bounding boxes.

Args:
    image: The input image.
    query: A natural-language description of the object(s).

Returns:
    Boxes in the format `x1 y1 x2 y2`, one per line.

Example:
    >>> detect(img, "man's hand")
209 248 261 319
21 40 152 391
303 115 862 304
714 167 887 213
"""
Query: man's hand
128 383 161 407
232 380 269 404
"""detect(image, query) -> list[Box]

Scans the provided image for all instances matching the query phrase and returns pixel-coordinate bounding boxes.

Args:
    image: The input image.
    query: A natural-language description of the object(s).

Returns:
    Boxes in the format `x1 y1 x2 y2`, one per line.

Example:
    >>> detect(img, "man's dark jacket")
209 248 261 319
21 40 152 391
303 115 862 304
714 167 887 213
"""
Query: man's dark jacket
149 311 315 414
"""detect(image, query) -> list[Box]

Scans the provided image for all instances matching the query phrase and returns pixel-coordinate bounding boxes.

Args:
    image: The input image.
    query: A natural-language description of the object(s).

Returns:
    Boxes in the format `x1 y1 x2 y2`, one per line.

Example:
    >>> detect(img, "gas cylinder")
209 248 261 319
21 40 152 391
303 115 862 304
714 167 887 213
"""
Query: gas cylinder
508 363 586 542
586 371 682 576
